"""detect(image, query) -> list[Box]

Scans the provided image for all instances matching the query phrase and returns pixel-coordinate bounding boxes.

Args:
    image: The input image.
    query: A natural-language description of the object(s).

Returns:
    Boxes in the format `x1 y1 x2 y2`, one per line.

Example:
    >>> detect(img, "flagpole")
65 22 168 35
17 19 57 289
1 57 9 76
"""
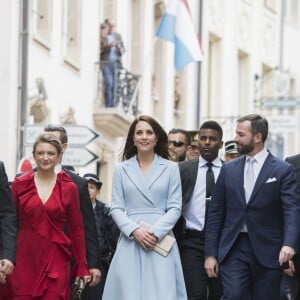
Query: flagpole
196 0 203 128
129 35 159 114
141 36 158 73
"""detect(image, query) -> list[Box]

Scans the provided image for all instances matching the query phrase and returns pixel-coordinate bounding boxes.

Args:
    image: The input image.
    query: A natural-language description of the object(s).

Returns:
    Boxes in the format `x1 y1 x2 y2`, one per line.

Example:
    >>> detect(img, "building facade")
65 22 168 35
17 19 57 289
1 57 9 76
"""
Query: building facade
1 0 299 201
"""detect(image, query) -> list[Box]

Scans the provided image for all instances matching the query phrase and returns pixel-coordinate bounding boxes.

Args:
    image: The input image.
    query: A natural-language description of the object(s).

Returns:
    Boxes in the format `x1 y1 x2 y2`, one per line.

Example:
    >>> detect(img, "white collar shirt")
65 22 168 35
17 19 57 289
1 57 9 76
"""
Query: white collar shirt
244 147 269 182
182 156 223 231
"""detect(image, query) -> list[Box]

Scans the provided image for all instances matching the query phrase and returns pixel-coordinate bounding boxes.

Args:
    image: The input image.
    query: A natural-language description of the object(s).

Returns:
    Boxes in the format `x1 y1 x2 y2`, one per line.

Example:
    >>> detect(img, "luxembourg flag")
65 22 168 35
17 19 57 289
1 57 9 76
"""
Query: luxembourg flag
156 0 203 71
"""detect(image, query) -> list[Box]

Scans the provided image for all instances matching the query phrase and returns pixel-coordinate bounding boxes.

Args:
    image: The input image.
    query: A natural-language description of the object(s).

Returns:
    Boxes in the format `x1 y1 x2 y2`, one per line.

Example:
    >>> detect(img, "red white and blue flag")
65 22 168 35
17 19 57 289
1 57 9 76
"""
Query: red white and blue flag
156 0 203 71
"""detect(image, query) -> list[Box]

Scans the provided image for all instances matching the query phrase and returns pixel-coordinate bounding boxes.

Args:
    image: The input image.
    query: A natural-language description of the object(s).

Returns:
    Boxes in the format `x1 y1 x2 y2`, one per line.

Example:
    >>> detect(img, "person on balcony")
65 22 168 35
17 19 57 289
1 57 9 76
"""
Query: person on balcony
100 18 125 107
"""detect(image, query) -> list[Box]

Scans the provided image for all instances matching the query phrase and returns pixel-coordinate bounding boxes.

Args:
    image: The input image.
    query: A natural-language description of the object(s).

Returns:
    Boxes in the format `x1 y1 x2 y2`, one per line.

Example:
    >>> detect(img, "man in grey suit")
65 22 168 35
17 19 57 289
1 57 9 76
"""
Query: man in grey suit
205 114 300 299
0 161 17 285
175 120 224 300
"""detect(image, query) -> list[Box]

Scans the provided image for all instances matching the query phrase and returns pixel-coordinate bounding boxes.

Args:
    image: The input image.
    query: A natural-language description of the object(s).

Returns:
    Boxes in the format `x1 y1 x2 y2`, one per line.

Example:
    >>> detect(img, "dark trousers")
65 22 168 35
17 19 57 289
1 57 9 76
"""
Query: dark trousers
82 268 108 300
280 273 297 300
280 254 300 300
221 233 282 300
180 230 223 300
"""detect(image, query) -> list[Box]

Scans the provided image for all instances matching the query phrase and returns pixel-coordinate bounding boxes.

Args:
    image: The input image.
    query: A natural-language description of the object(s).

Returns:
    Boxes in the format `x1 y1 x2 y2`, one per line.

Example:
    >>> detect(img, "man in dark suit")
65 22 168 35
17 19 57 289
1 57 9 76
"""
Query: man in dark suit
0 161 17 285
286 154 300 183
175 120 223 300
204 114 300 299
44 125 101 295
167 128 191 162
284 153 300 299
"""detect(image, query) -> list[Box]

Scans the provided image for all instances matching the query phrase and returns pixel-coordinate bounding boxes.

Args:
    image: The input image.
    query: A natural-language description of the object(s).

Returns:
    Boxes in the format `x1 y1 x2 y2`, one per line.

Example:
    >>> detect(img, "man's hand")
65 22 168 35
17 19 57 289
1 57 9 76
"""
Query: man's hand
88 268 101 287
284 260 296 277
0 259 14 275
279 246 295 266
204 256 219 278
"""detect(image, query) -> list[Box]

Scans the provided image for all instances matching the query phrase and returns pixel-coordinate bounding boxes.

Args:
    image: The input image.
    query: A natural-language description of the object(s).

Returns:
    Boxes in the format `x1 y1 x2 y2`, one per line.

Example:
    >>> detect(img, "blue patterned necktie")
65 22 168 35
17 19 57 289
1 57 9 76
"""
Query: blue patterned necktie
244 157 256 202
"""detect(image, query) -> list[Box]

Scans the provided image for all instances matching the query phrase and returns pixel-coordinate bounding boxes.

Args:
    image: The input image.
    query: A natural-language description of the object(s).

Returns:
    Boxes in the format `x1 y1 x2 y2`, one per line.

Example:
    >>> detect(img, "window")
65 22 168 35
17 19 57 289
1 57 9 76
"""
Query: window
285 0 298 26
207 34 221 116
33 0 52 49
264 0 278 13
237 50 250 112
63 0 82 69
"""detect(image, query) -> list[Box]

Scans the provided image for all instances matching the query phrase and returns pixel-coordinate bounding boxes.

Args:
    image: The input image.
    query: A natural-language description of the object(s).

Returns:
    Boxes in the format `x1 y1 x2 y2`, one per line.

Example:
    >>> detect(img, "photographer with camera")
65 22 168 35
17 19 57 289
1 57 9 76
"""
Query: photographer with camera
100 18 125 107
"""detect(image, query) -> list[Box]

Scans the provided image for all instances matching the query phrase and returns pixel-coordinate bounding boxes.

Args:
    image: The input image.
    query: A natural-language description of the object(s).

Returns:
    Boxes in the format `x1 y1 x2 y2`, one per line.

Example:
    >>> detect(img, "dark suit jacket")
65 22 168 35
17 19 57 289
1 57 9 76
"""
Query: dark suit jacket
179 159 200 206
205 153 300 269
64 168 101 270
286 154 300 185
94 200 119 268
0 161 17 263
173 159 199 242
285 154 300 272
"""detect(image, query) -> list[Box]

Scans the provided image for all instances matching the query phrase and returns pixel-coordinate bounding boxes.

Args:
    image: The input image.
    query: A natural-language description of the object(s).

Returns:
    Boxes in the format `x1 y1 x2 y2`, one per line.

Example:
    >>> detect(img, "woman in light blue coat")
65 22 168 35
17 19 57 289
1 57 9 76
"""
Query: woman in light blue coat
103 115 187 300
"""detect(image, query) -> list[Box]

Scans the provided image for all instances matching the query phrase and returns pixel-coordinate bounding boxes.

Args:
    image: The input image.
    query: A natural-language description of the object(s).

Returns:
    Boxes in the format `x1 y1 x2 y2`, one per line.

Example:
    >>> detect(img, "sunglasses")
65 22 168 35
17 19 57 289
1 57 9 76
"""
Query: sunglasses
168 140 187 148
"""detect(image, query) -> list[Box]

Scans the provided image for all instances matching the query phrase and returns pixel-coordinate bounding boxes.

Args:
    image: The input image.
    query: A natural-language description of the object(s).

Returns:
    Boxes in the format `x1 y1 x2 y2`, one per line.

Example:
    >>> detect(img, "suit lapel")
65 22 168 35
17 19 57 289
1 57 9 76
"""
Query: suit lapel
248 153 276 204
233 156 247 204
182 159 199 205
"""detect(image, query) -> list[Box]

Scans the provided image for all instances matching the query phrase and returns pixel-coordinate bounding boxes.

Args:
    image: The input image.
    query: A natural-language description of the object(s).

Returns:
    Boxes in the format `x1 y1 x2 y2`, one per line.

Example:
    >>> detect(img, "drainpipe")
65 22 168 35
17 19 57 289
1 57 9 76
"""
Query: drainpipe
17 0 29 162
279 0 285 72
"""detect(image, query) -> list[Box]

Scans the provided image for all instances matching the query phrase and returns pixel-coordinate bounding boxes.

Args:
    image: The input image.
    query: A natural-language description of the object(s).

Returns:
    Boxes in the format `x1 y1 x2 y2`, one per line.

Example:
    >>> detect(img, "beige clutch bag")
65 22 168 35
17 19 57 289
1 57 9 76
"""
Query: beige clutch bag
139 221 175 257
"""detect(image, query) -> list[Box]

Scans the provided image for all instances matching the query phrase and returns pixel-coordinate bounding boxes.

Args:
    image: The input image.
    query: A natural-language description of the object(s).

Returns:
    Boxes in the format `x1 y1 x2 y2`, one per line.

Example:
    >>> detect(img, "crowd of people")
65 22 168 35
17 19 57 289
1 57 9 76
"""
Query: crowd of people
0 113 300 300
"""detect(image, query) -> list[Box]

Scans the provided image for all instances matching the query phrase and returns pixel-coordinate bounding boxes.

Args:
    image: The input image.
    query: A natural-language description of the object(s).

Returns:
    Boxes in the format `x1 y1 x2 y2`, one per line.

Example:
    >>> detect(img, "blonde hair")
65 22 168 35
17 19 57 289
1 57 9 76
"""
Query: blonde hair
32 133 63 155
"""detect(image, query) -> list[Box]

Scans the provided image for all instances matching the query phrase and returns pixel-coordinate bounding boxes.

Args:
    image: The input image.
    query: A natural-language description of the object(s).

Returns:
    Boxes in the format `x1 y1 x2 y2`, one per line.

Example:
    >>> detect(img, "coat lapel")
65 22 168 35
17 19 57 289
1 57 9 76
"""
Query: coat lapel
121 156 156 204
145 155 167 190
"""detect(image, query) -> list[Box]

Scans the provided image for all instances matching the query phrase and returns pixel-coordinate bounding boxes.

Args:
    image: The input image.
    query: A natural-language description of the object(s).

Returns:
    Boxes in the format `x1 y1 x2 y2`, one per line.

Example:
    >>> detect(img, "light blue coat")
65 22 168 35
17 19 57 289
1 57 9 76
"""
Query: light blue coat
103 155 187 300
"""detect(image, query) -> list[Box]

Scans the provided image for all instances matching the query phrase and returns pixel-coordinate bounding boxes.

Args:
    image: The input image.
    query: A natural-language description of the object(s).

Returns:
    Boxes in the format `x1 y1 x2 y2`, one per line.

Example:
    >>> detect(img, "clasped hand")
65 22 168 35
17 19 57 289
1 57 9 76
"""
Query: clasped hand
0 259 14 285
0 271 6 285
133 227 158 250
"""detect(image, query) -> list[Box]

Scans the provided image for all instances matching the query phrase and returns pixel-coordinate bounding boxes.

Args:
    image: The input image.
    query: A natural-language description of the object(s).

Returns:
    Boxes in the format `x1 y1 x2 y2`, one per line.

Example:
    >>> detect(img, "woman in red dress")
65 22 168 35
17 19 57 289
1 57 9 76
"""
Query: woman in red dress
3 133 90 299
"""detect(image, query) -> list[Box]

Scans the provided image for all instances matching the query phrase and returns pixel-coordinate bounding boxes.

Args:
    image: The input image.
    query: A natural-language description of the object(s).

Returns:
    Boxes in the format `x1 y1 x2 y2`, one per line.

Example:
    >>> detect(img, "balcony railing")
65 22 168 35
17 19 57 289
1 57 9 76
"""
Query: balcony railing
96 62 140 117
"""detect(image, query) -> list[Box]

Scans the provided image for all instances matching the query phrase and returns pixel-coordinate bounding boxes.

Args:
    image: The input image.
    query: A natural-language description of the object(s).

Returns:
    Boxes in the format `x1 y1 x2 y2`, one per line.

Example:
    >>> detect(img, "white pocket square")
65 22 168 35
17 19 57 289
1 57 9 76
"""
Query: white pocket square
266 177 277 183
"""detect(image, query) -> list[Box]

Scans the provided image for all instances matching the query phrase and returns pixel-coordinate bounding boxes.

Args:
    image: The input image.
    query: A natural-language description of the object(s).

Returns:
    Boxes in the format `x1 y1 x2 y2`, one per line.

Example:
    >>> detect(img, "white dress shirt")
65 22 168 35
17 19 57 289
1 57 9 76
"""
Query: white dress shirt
182 156 223 231
244 147 268 186
241 147 268 232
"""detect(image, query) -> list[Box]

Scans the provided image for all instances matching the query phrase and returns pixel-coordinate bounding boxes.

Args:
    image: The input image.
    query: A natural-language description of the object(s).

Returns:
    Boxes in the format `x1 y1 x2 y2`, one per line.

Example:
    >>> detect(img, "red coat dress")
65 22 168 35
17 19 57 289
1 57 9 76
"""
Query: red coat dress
2 171 89 299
